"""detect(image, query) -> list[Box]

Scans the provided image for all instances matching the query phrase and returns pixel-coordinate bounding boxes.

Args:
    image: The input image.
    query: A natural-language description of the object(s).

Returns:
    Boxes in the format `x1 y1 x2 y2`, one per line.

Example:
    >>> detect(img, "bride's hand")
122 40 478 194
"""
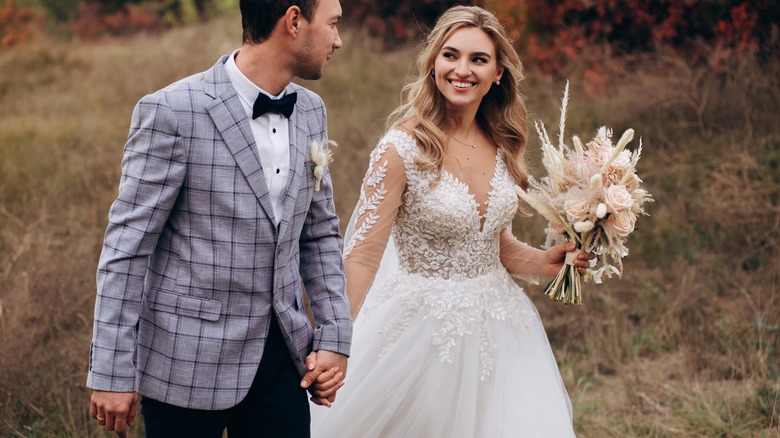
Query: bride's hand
308 367 344 407
543 242 595 276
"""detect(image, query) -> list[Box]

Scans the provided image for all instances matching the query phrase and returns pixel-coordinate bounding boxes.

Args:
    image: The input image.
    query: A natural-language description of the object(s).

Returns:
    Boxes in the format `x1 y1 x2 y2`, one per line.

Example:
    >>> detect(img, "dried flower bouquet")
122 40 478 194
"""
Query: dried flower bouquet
514 82 652 304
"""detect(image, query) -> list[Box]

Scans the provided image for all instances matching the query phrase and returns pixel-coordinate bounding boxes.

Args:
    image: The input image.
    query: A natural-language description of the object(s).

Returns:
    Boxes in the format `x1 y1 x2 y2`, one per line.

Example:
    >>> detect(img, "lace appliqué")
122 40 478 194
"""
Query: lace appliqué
390 131 519 280
348 130 541 380
371 271 537 380
344 141 391 256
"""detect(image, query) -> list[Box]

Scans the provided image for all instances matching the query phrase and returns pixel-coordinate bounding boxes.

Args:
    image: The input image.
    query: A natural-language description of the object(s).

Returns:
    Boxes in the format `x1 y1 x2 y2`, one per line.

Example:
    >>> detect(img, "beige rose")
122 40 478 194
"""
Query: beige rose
625 174 642 192
564 199 590 223
605 210 636 239
603 184 634 213
610 150 631 171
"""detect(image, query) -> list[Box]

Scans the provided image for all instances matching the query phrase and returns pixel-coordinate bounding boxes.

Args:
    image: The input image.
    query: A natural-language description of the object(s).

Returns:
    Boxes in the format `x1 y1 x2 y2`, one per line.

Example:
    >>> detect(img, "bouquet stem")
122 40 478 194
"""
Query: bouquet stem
544 247 583 305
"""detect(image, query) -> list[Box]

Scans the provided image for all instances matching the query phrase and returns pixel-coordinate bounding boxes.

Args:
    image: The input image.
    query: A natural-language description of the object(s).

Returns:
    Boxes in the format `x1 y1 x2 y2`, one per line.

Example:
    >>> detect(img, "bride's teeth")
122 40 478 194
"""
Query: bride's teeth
452 81 472 88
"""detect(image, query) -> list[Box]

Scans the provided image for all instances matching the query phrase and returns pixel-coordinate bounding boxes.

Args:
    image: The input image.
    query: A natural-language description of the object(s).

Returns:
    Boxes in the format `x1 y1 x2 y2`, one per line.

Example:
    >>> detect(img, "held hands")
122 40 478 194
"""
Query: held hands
300 350 348 407
90 390 138 438
543 242 596 277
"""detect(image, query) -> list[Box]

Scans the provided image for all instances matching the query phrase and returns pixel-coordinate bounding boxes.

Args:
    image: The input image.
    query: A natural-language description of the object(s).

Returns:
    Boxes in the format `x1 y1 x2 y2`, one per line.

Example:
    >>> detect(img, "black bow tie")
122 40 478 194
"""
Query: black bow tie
252 91 297 119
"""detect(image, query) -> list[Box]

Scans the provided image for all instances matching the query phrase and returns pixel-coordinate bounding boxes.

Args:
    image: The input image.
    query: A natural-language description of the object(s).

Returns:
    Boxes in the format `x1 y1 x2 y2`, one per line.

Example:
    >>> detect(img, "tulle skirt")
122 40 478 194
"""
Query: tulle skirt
311 268 575 437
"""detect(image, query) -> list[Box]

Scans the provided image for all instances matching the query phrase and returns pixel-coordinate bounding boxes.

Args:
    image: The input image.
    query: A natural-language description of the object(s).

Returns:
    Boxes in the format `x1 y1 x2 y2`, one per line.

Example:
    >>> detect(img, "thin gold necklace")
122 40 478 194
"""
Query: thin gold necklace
450 123 477 148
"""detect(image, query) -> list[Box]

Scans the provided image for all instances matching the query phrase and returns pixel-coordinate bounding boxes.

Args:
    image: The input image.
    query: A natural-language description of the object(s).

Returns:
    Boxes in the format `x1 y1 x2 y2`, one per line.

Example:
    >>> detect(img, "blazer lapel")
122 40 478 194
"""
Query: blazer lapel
204 58 277 227
277 106 307 241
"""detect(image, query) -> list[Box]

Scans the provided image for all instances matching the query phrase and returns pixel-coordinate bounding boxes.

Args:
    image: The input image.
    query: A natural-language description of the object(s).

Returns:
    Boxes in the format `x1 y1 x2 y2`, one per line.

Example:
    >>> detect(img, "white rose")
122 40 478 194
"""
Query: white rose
603 184 635 213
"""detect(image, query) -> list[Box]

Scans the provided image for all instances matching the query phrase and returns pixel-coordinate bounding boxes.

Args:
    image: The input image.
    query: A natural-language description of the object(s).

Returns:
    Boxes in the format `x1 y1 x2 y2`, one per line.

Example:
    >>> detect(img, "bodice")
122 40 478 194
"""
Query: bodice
387 130 519 279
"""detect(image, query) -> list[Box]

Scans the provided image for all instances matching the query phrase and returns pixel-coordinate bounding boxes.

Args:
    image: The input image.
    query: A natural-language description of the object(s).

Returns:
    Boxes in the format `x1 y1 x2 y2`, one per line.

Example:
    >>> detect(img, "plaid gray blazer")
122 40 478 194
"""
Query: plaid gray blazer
87 55 352 410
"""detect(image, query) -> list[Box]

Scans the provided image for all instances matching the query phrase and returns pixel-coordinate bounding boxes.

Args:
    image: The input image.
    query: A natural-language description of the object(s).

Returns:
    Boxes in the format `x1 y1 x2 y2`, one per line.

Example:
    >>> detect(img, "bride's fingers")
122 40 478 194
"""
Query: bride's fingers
312 372 345 396
315 373 343 390
314 367 338 383
311 392 338 408
313 381 345 398
310 396 332 408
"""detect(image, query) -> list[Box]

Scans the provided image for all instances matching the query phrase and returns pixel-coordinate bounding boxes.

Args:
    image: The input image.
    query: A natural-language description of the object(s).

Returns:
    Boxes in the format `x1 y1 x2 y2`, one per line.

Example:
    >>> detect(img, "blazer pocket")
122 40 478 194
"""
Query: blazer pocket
149 289 222 322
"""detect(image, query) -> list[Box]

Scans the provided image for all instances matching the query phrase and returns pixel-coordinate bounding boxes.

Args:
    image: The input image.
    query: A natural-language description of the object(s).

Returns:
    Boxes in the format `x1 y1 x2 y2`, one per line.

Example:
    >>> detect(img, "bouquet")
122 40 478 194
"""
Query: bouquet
514 82 652 304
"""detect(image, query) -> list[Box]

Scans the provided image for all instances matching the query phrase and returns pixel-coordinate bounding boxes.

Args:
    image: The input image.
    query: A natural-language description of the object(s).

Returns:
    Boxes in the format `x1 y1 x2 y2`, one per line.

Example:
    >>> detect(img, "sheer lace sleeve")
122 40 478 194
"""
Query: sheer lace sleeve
344 140 407 318
499 228 543 285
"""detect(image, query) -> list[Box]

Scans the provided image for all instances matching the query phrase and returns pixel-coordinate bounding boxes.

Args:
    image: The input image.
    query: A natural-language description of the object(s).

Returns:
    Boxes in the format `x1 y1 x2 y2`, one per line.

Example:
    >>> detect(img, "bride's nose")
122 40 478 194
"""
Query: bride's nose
454 59 470 77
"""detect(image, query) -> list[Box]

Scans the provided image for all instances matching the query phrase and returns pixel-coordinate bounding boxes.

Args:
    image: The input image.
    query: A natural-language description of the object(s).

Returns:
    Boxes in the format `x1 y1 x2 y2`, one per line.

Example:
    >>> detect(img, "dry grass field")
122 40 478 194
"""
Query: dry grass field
0 13 778 437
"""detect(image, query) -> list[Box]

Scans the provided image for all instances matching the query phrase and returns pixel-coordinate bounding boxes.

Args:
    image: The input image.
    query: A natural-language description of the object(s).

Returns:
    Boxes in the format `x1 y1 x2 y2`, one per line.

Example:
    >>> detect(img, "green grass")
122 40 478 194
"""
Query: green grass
0 13 778 438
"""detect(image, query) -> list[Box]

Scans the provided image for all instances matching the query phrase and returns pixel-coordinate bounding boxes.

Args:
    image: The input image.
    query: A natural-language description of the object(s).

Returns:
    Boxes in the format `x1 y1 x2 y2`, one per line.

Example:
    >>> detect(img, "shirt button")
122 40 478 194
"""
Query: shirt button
272 128 277 134
276 169 280 174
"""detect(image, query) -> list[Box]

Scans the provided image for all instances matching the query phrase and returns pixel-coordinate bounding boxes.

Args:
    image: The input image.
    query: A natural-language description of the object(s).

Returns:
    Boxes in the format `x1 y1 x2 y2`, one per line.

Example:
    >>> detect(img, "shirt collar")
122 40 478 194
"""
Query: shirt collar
224 49 288 109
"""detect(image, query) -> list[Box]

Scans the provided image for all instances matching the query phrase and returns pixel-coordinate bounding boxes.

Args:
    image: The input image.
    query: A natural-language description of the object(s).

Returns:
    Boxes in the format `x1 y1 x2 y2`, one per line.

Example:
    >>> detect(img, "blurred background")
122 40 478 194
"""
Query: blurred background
0 0 777 436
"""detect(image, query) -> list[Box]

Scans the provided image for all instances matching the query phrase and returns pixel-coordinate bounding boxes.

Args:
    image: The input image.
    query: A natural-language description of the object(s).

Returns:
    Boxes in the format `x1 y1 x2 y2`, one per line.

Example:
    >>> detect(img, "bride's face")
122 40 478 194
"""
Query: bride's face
432 27 504 112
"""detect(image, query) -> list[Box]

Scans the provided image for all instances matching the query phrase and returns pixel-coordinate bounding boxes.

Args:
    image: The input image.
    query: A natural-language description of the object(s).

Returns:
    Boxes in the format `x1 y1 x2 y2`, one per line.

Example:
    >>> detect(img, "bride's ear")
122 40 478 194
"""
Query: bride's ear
495 66 504 84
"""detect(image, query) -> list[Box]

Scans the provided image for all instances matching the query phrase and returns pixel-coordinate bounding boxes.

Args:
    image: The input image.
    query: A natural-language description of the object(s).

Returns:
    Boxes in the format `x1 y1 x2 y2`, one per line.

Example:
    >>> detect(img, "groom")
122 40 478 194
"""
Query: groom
86 0 351 437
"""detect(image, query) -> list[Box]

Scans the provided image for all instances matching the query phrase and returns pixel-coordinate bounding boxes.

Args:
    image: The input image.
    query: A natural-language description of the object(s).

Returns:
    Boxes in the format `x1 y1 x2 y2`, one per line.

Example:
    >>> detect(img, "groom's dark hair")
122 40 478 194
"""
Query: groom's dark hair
240 0 319 44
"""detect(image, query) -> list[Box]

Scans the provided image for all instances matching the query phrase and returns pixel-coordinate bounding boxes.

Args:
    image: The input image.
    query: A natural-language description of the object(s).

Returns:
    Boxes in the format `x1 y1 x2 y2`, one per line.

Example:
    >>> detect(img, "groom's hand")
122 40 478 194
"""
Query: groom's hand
310 367 344 406
301 350 348 407
90 390 138 438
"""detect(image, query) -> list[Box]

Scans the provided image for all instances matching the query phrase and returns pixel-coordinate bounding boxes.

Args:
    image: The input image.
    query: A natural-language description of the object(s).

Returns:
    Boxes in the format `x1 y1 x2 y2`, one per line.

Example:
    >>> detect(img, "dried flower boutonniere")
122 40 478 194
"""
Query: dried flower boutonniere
311 139 337 192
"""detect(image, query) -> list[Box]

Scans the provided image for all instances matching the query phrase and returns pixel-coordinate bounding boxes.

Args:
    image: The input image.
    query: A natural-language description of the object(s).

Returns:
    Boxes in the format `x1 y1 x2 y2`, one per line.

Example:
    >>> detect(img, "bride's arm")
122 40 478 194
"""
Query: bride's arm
499 229 548 278
500 228 594 277
343 142 407 319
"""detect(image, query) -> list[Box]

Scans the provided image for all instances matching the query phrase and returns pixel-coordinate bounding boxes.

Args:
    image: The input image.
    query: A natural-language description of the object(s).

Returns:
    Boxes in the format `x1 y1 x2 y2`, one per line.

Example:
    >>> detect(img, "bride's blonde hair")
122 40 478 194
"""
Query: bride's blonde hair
388 5 530 190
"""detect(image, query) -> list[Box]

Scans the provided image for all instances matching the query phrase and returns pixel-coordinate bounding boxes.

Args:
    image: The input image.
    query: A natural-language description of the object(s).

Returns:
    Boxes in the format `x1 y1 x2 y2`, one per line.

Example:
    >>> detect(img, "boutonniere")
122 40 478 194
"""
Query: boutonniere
311 139 337 192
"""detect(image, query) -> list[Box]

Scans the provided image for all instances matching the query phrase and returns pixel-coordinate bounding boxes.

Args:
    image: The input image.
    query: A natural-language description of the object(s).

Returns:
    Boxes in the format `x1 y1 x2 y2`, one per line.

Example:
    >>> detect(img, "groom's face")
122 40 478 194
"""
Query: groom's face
294 0 343 80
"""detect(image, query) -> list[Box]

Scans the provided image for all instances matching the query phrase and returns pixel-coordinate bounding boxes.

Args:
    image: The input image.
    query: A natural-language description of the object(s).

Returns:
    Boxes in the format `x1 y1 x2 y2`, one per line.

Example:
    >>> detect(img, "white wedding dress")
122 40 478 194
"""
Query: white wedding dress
311 130 575 437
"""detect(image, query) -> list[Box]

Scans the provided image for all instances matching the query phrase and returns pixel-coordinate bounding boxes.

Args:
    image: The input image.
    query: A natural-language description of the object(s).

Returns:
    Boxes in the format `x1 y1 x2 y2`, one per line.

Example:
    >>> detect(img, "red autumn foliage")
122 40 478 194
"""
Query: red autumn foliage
341 0 778 92
0 0 43 49
71 1 161 40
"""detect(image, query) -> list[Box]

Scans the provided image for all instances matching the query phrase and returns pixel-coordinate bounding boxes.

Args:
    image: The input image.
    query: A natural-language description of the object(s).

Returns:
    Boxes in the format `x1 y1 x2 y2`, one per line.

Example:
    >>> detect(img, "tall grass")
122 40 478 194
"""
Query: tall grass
0 14 777 437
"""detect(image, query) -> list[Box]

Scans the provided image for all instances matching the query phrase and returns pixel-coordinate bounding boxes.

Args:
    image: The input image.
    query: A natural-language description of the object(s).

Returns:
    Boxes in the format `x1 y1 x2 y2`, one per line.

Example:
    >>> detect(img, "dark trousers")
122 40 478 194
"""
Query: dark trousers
141 315 310 438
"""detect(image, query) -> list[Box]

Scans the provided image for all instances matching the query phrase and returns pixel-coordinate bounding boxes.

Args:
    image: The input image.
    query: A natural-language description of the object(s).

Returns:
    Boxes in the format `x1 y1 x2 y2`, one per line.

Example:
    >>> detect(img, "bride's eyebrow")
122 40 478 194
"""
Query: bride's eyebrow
441 46 493 59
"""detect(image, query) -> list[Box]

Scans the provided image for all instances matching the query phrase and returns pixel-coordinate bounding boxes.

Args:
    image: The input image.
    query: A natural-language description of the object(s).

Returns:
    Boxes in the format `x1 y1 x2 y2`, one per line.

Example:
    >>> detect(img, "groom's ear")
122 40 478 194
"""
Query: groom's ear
284 6 303 38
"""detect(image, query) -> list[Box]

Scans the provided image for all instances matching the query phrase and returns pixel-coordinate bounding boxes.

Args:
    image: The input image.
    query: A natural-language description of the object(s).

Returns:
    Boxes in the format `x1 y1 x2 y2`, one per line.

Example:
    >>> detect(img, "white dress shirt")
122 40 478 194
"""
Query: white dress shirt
224 49 291 226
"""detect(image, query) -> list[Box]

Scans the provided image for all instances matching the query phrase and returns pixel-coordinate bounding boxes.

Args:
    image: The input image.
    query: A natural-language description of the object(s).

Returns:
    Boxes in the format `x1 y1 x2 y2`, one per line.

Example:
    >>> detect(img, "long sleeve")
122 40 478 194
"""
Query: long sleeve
89 92 186 392
343 142 407 318
300 109 352 356
499 228 545 284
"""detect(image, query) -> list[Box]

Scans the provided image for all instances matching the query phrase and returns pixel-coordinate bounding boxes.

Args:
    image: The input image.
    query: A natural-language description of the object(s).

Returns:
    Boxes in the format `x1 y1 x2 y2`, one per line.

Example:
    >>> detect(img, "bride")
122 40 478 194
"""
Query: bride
311 5 592 437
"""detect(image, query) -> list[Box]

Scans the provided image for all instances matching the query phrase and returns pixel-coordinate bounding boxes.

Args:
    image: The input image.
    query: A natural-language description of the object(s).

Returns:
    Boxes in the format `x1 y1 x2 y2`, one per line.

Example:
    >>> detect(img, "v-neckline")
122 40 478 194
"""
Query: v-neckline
441 150 502 233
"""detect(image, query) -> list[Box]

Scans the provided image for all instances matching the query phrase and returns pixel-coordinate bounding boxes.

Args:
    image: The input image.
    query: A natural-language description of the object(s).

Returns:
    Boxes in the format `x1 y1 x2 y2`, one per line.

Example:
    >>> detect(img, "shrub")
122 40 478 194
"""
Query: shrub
0 0 43 48
487 0 779 91
70 1 163 40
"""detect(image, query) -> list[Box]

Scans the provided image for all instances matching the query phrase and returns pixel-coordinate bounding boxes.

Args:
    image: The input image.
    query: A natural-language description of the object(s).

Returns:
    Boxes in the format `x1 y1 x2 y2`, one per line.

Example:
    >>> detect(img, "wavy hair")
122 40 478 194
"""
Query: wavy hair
387 5 530 191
